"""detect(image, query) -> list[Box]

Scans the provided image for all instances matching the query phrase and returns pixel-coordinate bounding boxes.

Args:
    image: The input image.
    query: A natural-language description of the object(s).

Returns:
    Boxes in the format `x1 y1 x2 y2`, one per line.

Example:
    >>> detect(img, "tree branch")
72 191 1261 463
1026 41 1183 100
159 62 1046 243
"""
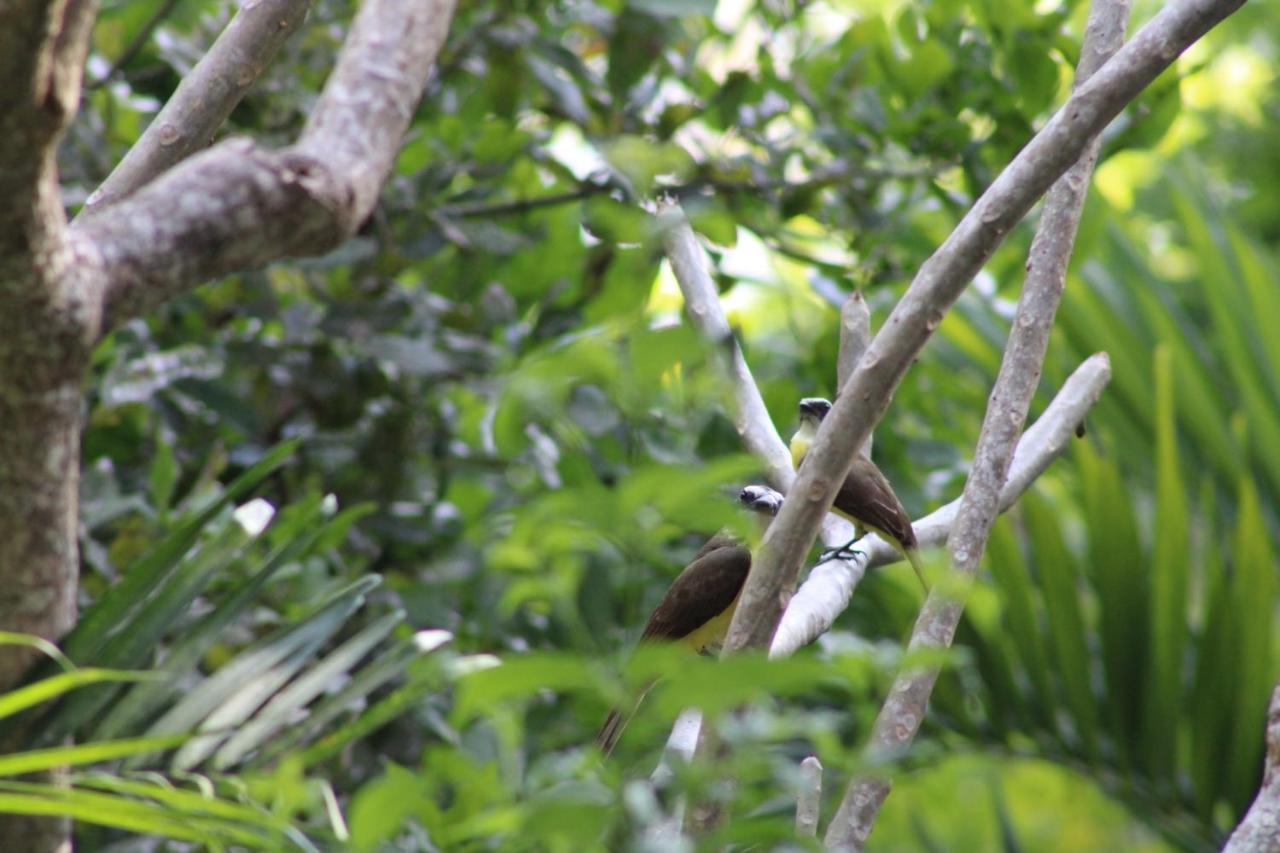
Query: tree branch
662 353 1110 750
773 352 1110 657
71 0 457 335
797 755 822 837
294 0 451 223
660 206 796 492
721 0 1243 659
81 0 313 215
659 198 1107 735
824 0 1131 844
1224 682 1280 852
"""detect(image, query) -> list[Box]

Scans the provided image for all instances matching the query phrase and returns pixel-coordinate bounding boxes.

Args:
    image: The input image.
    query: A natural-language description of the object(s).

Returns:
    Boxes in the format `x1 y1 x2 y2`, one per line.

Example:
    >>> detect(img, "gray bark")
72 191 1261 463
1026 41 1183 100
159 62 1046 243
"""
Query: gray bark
824 0 1132 845
1224 683 1280 852
720 0 1246 659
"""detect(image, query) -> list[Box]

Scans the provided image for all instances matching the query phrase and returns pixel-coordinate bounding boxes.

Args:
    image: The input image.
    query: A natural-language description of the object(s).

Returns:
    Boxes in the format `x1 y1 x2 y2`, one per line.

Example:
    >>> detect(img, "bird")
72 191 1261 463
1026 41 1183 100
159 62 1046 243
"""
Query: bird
595 484 782 756
789 397 927 592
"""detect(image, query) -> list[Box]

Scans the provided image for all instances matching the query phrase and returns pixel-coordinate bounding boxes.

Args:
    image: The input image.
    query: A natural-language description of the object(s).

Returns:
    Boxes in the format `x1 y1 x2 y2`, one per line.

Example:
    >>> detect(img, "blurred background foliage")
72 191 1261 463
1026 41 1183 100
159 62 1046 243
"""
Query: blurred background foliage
37 0 1280 847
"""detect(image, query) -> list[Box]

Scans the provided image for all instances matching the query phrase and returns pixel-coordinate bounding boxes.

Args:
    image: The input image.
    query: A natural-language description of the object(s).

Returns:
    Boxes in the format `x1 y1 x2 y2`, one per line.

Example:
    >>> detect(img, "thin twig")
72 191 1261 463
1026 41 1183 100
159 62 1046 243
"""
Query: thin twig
824 0 1131 844
436 184 613 218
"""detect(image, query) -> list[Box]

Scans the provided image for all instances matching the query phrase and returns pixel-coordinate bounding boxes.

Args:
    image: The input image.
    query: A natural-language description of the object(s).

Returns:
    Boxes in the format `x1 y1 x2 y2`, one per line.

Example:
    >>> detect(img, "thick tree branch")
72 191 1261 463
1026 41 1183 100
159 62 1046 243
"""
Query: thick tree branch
824 0 1131 845
295 0 450 223
722 0 1243 659
81 0 313 215
1224 682 1280 852
72 0 456 334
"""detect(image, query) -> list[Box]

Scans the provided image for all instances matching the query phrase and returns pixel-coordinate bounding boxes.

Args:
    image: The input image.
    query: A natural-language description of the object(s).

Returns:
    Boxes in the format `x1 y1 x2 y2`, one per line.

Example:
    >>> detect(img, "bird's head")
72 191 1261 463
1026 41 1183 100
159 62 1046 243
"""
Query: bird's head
797 397 833 427
738 484 784 516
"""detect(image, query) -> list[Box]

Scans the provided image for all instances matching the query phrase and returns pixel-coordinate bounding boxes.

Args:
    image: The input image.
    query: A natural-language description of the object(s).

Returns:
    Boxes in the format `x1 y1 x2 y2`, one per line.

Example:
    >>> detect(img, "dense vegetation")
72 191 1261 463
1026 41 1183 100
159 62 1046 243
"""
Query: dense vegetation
11 0 1278 847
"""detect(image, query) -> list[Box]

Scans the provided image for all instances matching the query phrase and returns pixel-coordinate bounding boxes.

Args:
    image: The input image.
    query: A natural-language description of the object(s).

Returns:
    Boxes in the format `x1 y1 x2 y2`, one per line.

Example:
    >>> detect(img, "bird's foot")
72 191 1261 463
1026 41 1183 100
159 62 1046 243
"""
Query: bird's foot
817 542 864 565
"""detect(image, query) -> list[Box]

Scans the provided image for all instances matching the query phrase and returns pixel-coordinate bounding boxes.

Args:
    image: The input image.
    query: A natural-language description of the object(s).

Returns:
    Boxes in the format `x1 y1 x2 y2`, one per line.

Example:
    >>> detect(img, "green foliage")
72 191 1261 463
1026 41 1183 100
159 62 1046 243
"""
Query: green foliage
48 0 1280 848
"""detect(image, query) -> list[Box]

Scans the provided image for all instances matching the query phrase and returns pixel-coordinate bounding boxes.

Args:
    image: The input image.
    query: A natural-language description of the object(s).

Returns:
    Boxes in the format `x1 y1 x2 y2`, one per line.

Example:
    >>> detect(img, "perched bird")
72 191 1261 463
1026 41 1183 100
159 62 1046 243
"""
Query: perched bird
596 485 782 756
789 397 927 591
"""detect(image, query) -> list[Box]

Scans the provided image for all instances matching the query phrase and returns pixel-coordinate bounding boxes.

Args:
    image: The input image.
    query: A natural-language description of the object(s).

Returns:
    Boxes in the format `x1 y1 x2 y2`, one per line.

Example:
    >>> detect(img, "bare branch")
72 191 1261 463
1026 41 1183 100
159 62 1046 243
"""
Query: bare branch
1224 682 1280 852
797 756 822 837
770 353 1111 658
295 0 452 224
663 353 1111 749
837 291 873 458
824 0 1131 843
72 0 457 334
722 0 1243 659
659 206 796 492
837 291 871 393
81 0 313 215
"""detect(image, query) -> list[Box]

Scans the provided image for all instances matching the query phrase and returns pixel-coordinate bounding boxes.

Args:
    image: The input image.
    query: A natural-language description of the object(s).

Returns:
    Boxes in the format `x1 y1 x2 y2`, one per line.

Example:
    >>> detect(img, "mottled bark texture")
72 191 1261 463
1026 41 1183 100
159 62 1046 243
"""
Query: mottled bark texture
721 0 1246 660
75 0 457 334
823 0 1132 846
0 3 101 849
0 1 457 850
1224 683 1280 852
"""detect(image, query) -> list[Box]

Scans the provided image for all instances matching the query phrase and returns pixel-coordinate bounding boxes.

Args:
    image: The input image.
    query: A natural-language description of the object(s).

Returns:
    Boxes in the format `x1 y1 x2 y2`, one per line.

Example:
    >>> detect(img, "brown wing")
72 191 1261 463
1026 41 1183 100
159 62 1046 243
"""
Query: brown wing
639 538 751 642
834 456 917 551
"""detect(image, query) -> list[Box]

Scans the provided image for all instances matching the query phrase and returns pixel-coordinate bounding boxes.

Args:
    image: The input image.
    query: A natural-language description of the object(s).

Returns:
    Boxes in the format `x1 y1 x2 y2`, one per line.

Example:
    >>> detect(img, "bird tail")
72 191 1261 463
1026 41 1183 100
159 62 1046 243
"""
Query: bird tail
596 708 629 757
904 547 929 593
595 680 657 757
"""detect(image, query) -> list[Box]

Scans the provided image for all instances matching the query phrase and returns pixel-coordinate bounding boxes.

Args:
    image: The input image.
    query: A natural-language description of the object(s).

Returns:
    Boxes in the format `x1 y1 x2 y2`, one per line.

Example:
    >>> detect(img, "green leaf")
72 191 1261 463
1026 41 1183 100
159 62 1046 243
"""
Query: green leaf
0 735 187 776
41 518 255 745
92 493 332 740
62 439 298 666
0 669 157 722
1226 474 1275 811
583 197 654 244
631 0 715 16
1024 492 1098 762
211 610 404 769
0 781 277 846
986 518 1055 735
1076 442 1147 769
138 577 378 770
248 636 426 769
148 436 178 517
1143 345 1189 784
453 653 596 724
600 136 695 196
0 632 74 672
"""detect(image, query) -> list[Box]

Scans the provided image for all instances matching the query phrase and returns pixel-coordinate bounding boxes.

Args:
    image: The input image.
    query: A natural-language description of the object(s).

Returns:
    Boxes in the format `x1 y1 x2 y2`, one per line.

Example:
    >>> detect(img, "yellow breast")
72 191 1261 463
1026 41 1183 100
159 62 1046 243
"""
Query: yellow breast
681 593 741 652
789 434 810 470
